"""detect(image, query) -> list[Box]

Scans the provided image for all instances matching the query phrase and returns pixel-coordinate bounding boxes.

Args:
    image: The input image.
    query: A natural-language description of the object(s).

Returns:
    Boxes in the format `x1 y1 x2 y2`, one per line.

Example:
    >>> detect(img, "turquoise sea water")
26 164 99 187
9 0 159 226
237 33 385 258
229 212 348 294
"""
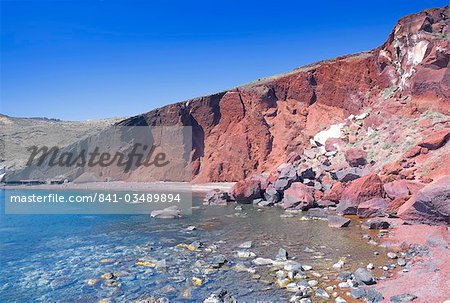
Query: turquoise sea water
0 189 388 302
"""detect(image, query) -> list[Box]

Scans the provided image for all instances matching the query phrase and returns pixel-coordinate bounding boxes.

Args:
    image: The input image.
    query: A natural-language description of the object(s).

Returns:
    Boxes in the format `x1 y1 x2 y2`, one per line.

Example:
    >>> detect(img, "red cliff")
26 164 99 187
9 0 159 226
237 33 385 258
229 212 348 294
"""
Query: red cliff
119 6 449 182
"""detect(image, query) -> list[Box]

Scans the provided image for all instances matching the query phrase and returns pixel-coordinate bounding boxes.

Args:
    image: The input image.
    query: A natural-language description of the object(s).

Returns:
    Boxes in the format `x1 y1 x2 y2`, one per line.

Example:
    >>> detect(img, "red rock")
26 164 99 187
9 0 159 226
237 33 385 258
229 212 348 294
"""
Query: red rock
357 198 388 218
323 181 345 202
337 174 384 215
314 190 324 201
386 196 410 215
232 178 262 203
282 182 314 210
20 7 449 184
399 168 416 180
404 146 422 158
348 135 357 144
398 176 450 225
324 138 346 152
344 148 368 167
383 180 425 200
381 161 403 176
417 129 450 150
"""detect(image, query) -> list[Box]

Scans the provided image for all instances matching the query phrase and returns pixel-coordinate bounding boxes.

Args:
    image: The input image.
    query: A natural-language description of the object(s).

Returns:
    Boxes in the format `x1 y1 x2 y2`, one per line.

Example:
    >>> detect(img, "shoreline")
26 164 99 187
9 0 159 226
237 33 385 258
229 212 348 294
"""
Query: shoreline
0 181 236 193
1 180 449 302
376 224 450 303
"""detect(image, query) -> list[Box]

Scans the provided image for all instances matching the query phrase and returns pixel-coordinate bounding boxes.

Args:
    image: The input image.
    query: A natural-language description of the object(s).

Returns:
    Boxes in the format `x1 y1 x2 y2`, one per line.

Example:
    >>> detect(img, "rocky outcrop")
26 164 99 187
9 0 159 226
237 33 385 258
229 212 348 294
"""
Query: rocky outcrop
398 176 450 225
114 6 449 183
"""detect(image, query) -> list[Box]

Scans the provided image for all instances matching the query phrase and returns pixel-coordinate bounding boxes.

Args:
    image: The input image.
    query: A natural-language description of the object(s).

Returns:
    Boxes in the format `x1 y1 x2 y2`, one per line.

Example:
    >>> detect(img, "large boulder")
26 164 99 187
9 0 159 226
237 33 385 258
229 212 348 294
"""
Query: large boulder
417 129 450 150
357 198 388 218
398 176 450 225
383 180 425 200
344 148 368 167
337 174 384 215
332 166 369 182
263 184 281 204
204 189 232 205
323 181 345 202
327 215 351 228
232 178 262 203
282 182 314 210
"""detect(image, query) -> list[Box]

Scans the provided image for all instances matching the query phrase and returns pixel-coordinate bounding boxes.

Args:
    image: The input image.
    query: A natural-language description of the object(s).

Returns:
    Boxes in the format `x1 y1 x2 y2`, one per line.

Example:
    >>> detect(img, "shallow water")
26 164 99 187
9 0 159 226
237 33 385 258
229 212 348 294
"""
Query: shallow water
0 190 389 302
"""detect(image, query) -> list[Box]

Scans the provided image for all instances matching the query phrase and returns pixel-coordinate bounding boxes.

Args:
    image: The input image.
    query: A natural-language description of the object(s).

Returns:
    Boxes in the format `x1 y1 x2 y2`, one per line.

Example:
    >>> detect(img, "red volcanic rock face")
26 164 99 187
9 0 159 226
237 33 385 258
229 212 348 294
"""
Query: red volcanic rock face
282 182 314 210
116 6 449 182
344 148 368 167
398 176 450 225
337 174 385 215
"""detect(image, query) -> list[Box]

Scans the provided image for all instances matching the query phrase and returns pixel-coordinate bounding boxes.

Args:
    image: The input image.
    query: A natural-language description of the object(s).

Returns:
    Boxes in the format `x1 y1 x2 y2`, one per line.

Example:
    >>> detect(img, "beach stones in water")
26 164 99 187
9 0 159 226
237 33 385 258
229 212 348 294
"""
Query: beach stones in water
203 288 237 303
150 206 181 219
236 250 256 258
362 218 391 229
210 254 228 268
252 257 273 265
353 268 376 285
327 215 351 228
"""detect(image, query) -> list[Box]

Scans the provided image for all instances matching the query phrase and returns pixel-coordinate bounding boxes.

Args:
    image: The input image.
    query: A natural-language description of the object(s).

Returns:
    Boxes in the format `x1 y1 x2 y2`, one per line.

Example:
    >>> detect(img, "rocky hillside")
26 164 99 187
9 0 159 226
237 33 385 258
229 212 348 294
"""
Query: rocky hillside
0 114 122 170
118 6 449 183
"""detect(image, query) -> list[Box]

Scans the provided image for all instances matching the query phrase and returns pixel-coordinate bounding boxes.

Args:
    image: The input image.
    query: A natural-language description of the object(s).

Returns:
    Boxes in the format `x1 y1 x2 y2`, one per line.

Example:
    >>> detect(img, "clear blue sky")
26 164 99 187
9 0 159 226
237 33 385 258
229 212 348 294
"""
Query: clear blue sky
1 0 448 121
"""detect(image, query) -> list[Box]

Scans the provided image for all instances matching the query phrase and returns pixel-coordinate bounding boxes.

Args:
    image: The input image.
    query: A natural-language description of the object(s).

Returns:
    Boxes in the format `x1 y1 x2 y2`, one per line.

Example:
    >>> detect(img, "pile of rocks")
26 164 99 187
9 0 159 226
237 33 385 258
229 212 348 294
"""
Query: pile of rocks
205 112 450 227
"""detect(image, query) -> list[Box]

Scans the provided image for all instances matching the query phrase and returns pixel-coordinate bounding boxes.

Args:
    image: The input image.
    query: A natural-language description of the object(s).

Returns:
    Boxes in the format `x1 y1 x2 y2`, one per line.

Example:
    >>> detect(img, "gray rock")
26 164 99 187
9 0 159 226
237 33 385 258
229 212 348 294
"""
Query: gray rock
351 288 383 303
299 167 316 180
397 258 407 266
390 293 417 303
353 268 376 285
150 206 182 219
204 189 231 205
351 287 367 299
274 178 291 191
337 271 352 281
238 241 252 249
276 248 288 260
264 185 281 204
210 254 228 268
387 252 398 259
332 167 369 182
279 164 298 181
315 289 329 299
327 215 351 228
364 288 384 303
317 200 336 208
362 218 391 230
